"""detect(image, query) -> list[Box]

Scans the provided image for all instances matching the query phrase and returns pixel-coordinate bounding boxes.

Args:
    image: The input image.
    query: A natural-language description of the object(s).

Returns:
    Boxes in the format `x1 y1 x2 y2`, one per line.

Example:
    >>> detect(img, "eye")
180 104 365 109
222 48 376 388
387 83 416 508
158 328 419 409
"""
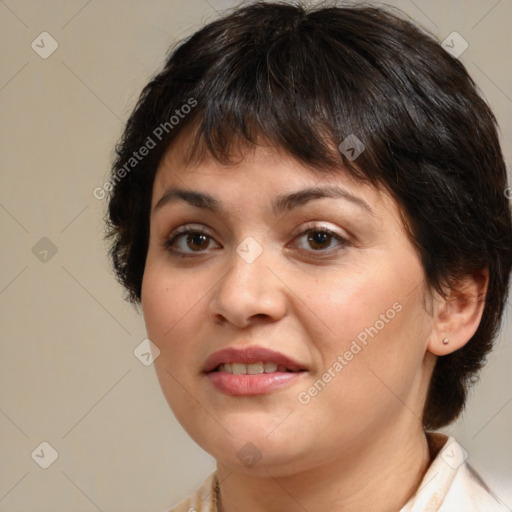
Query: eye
164 227 221 256
292 226 350 253
164 224 350 257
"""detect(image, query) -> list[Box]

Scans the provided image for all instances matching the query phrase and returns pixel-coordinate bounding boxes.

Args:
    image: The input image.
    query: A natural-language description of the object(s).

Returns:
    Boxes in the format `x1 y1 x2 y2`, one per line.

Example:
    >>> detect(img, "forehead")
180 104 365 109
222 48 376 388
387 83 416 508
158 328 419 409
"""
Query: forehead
149 143 411 241
148 120 417 237
153 140 379 204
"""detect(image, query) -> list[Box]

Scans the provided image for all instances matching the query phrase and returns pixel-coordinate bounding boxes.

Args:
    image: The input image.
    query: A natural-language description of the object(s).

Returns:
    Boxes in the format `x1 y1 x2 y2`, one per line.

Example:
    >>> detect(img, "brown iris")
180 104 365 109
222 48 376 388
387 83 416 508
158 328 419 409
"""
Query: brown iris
186 233 210 251
307 231 332 251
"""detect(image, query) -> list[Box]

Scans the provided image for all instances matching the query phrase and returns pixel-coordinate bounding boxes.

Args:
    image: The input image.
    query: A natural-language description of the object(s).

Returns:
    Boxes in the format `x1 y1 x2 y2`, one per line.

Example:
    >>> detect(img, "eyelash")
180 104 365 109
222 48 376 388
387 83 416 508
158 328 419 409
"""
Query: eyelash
163 224 350 258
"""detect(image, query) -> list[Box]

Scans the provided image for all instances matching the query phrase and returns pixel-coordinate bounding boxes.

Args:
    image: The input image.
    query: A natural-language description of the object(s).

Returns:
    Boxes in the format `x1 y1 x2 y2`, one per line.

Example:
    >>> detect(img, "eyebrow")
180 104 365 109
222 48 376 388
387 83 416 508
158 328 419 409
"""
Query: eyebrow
153 185 374 217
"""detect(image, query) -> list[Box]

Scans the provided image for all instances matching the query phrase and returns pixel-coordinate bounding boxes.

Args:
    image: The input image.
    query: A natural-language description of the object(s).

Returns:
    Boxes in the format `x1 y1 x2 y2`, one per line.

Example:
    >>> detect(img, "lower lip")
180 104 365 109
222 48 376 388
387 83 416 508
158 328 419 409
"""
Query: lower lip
206 371 305 395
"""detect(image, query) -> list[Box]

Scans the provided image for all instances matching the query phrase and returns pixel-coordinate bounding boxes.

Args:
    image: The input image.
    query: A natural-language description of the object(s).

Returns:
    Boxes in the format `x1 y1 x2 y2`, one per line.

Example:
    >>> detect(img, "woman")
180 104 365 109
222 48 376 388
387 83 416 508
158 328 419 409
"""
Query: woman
106 2 512 510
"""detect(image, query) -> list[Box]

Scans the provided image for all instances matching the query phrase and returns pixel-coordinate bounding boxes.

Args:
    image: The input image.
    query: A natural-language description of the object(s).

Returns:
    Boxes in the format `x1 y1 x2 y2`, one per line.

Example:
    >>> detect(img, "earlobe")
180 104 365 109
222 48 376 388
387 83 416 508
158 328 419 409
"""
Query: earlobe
427 268 489 356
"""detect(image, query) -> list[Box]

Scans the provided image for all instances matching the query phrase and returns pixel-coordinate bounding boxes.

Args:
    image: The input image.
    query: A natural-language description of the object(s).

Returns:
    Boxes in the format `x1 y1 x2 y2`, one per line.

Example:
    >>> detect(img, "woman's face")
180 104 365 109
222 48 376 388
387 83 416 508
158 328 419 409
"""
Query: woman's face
141 143 436 476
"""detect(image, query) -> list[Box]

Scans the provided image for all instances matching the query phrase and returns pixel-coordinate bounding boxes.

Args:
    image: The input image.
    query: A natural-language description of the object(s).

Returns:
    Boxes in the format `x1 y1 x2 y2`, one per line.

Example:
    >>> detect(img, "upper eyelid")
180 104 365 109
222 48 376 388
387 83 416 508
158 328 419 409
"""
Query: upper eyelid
168 221 345 240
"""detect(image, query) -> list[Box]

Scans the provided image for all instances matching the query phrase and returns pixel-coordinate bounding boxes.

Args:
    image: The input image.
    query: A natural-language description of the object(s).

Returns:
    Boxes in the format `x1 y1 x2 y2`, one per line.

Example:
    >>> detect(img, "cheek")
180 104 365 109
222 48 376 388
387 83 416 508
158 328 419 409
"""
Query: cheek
291 259 406 353
141 265 173 341
292 255 429 398
141 260 203 359
141 261 207 421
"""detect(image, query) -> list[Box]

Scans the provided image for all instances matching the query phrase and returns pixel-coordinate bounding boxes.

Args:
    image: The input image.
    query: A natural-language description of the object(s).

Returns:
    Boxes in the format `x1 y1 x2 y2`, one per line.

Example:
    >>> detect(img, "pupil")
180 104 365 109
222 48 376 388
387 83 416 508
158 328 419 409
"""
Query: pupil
308 231 330 249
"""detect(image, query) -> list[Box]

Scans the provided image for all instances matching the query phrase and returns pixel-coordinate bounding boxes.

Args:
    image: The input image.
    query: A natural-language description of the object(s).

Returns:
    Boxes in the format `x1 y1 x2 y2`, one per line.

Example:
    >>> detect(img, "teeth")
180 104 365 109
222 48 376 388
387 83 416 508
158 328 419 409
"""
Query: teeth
217 361 286 374
231 363 246 375
247 362 264 374
264 362 278 373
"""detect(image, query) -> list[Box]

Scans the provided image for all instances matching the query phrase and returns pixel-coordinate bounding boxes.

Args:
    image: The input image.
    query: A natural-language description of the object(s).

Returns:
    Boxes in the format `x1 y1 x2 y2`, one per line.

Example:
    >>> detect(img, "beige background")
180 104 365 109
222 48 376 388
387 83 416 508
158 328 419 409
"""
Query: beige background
0 0 511 510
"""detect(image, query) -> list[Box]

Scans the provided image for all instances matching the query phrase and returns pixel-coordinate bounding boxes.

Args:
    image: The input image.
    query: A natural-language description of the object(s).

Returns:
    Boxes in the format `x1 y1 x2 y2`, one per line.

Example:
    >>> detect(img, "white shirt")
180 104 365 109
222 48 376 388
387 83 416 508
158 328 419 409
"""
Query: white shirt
168 433 508 512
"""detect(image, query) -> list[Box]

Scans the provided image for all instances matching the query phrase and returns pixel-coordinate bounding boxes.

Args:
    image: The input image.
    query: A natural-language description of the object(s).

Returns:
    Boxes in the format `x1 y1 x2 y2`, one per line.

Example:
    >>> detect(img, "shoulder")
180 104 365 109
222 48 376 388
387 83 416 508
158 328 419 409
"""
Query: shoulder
167 472 219 512
441 461 509 512
402 433 508 512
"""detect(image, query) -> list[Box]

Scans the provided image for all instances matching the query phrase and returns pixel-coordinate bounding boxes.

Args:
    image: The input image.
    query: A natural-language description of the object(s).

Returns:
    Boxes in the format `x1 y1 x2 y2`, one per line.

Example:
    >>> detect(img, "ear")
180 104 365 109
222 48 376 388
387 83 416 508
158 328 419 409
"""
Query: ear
427 268 489 356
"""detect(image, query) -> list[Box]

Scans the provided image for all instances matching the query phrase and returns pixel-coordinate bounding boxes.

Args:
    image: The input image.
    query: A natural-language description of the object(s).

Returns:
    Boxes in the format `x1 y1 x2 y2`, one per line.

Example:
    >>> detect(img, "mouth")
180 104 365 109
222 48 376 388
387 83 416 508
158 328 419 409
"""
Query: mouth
202 345 308 374
213 362 304 374
203 346 308 396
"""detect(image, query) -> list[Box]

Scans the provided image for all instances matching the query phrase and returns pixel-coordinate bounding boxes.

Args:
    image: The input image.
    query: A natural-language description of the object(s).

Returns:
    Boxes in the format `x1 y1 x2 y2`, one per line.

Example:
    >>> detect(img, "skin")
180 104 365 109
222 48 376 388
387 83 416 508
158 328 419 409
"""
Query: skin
141 140 487 512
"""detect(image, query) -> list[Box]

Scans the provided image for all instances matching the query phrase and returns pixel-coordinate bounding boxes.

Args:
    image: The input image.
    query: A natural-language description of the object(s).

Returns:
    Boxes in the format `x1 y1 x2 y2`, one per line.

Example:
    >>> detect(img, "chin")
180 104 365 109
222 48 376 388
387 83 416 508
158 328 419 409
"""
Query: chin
193 421 313 474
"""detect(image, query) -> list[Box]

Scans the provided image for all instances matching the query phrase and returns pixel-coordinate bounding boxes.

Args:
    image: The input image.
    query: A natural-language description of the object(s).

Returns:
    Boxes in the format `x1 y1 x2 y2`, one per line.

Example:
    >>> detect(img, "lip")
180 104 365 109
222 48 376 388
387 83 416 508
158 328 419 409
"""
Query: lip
207 371 304 395
202 346 307 373
202 346 308 396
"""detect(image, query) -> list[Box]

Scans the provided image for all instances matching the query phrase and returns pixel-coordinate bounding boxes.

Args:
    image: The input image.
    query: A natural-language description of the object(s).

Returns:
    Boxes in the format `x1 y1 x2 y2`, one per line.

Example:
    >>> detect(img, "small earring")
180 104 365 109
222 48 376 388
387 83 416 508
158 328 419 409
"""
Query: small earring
442 338 449 345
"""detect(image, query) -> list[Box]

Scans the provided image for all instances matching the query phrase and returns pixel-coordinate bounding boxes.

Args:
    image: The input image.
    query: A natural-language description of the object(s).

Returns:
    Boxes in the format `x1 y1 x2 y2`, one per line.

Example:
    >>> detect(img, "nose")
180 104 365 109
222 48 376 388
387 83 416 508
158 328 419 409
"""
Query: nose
208 238 287 329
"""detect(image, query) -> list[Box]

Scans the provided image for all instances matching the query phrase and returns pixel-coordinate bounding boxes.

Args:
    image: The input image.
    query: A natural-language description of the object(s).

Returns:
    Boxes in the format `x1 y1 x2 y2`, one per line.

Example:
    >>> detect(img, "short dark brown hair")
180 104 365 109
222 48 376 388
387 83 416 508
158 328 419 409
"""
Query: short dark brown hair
106 1 512 430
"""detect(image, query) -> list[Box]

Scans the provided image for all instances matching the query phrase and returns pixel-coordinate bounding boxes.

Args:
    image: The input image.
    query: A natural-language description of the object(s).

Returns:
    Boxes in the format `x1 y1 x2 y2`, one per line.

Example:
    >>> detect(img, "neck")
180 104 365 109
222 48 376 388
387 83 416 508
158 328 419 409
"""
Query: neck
216 422 432 512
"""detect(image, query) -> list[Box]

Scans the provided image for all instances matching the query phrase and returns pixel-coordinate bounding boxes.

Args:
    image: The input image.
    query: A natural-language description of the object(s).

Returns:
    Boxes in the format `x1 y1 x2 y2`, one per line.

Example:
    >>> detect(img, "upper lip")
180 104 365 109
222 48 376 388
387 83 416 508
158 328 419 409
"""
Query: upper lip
202 346 307 373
